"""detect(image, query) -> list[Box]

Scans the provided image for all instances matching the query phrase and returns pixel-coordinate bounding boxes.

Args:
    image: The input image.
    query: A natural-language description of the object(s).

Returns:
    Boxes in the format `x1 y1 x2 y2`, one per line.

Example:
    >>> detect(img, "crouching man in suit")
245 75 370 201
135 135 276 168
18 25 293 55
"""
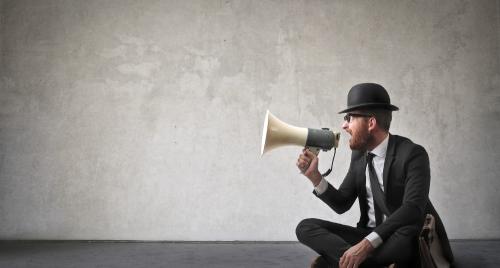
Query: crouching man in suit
295 83 453 268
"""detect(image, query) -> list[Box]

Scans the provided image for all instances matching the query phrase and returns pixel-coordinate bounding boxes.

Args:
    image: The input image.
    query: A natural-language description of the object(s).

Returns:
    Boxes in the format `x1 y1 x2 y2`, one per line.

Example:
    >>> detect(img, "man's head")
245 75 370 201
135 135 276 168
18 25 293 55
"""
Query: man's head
341 109 392 150
339 83 398 151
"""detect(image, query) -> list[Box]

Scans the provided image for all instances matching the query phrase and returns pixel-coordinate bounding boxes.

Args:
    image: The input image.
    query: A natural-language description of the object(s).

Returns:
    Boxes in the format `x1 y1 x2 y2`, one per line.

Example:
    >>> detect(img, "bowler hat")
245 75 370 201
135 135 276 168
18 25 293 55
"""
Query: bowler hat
338 83 399 113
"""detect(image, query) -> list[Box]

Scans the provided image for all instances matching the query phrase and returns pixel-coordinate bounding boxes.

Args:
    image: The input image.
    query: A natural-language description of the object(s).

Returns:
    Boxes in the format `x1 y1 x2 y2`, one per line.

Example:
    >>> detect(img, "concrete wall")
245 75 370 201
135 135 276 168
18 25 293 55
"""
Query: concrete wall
0 0 498 240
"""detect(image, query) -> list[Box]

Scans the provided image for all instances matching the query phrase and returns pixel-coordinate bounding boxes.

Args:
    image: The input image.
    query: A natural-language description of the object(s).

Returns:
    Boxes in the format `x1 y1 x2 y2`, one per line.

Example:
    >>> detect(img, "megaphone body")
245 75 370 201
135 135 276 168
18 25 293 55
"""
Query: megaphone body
261 110 340 155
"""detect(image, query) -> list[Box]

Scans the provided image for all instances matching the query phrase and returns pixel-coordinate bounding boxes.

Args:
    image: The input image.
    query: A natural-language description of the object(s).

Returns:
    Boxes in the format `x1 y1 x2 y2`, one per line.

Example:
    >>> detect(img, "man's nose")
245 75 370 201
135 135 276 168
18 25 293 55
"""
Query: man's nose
342 121 349 130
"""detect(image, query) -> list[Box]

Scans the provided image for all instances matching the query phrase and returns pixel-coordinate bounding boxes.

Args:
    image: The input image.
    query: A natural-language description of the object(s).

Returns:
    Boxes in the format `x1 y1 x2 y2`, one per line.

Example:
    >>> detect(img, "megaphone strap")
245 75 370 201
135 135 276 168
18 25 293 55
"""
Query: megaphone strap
321 147 336 177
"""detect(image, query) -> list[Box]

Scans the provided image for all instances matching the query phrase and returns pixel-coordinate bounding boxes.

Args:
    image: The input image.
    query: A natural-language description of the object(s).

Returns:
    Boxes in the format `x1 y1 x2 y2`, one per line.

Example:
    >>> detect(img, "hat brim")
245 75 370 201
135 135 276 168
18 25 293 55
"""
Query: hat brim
338 103 399 114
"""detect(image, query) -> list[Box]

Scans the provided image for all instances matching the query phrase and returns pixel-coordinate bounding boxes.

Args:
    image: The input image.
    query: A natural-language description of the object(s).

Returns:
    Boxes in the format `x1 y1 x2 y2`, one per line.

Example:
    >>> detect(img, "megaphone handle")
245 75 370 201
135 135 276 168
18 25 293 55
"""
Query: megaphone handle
302 146 336 177
301 146 336 177
299 147 320 175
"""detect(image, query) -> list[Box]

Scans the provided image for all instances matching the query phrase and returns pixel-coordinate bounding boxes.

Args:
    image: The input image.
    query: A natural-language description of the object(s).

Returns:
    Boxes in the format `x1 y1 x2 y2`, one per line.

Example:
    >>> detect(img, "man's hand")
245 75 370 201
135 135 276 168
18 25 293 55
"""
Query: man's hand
339 239 374 268
296 148 322 186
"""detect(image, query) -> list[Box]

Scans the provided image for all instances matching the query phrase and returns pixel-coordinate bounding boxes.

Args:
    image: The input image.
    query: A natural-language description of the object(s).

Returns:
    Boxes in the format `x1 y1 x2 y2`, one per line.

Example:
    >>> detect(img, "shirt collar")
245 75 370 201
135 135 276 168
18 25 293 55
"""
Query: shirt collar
369 134 389 158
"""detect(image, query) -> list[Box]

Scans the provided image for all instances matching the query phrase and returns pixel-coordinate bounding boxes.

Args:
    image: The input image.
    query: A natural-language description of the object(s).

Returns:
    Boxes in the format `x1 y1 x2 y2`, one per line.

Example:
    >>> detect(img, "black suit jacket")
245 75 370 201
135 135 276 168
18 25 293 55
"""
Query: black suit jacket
315 134 454 263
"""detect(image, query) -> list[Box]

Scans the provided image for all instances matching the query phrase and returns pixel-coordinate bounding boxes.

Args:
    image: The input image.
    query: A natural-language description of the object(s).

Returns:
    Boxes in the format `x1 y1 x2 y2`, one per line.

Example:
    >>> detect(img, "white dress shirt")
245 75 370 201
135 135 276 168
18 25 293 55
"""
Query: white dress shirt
314 134 389 248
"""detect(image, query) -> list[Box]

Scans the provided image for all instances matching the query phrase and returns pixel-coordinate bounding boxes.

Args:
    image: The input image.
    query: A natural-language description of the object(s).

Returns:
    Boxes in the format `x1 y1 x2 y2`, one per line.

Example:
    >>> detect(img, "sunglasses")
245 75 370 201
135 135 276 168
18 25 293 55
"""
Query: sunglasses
343 113 373 123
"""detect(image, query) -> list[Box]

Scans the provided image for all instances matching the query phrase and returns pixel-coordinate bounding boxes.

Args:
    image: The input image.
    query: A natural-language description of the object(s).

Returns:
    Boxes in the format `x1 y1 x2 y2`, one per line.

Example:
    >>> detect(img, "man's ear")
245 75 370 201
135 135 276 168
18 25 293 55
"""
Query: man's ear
368 117 377 132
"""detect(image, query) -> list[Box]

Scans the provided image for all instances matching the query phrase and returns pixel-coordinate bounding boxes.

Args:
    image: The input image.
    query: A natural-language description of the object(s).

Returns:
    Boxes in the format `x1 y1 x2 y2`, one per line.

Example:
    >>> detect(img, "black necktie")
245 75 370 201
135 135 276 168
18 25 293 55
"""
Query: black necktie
366 152 390 226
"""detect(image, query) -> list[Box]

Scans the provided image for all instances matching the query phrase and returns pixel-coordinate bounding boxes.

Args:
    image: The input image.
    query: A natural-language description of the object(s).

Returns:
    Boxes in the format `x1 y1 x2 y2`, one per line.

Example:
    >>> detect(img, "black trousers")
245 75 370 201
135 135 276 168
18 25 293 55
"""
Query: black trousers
296 218 418 268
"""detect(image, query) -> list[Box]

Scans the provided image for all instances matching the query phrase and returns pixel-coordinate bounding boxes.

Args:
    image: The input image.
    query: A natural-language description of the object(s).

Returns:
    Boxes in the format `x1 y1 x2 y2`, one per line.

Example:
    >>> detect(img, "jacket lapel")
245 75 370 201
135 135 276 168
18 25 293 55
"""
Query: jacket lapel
383 134 396 191
359 155 367 198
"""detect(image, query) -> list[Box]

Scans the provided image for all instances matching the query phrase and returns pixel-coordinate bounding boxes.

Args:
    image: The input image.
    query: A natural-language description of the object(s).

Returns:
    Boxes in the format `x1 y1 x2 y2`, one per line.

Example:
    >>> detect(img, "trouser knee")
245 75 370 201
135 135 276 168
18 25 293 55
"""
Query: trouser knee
296 218 320 244
371 226 419 264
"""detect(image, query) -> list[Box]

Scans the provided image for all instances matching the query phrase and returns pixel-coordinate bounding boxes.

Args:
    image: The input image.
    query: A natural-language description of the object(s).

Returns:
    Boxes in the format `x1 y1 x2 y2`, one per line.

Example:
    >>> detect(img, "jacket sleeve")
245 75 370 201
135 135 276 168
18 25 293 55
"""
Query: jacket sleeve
374 144 430 241
313 152 360 214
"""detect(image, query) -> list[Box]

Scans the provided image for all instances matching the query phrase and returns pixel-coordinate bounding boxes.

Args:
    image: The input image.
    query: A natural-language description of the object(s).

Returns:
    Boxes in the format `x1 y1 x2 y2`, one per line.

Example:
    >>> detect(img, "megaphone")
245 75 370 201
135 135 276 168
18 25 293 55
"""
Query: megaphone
261 110 340 156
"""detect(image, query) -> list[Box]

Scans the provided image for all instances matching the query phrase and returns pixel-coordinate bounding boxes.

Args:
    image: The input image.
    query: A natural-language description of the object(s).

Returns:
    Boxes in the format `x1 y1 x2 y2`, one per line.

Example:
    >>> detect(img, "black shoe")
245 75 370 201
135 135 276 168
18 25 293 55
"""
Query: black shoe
310 256 329 268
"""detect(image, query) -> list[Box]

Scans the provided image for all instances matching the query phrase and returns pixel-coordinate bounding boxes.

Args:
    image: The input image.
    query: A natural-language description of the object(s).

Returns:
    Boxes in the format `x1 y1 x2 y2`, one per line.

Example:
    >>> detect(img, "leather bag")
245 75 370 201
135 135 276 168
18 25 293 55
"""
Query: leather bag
418 214 450 268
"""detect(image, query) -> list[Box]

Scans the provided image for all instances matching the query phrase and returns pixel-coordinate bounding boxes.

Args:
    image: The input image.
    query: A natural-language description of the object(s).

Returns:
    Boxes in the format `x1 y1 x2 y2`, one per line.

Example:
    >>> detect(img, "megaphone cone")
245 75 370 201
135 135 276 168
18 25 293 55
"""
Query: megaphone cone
260 110 340 156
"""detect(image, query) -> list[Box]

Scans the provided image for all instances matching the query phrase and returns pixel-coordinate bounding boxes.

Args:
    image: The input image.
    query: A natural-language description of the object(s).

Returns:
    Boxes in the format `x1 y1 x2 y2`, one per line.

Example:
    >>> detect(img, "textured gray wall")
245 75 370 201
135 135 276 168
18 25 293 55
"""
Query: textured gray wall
0 0 499 240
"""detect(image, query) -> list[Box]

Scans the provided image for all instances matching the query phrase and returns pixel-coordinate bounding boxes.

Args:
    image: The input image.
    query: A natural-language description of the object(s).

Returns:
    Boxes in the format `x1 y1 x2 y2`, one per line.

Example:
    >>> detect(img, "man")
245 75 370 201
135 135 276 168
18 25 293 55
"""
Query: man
295 83 453 268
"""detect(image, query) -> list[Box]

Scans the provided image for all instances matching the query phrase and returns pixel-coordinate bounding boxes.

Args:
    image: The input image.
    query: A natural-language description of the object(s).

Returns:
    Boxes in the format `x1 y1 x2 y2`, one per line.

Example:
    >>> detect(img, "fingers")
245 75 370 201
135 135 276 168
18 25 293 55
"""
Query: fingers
296 157 309 172
298 155 310 165
341 256 360 268
300 149 318 163
339 257 352 268
339 253 347 268
339 251 359 268
303 148 317 158
296 148 316 172
300 149 313 162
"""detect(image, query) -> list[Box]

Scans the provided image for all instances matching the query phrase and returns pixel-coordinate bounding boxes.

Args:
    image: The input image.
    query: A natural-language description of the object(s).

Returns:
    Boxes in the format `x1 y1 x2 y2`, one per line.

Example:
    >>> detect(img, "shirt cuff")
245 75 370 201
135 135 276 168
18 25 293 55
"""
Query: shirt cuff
365 232 383 248
314 177 328 195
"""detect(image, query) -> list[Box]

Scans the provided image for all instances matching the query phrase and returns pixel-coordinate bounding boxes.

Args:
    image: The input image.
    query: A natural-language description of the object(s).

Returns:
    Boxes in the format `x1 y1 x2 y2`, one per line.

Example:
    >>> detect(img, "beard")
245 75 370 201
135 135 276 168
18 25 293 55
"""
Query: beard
348 126 373 151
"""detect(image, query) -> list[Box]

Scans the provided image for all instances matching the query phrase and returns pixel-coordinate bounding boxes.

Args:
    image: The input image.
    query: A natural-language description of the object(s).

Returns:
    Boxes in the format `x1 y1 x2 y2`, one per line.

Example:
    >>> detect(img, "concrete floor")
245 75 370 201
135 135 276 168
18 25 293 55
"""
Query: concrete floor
0 240 498 268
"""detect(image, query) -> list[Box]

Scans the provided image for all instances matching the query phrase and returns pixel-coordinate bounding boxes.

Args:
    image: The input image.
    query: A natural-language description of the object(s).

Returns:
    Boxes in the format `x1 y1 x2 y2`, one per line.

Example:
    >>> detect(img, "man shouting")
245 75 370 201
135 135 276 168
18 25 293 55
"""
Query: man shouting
295 83 453 268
